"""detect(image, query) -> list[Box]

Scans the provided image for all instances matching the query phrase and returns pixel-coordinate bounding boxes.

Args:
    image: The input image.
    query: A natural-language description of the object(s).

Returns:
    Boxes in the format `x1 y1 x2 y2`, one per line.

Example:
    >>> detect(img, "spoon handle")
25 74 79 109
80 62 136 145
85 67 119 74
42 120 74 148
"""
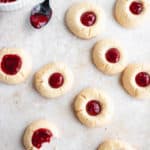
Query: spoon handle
43 0 50 7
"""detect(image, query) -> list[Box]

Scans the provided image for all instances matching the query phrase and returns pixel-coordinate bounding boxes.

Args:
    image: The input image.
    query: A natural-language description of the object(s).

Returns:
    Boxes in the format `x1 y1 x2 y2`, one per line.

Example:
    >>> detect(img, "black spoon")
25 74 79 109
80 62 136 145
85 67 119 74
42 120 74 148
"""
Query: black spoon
30 0 52 29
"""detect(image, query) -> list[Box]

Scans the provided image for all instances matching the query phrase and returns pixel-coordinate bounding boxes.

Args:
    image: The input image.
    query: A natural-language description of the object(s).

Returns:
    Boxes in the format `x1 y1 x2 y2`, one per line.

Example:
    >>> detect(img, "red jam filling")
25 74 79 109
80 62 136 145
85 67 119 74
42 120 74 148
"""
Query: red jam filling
0 0 16 2
105 48 120 63
30 13 51 29
1 54 22 75
130 1 144 15
135 72 150 87
86 100 102 116
48 72 64 88
80 11 96 27
32 128 53 149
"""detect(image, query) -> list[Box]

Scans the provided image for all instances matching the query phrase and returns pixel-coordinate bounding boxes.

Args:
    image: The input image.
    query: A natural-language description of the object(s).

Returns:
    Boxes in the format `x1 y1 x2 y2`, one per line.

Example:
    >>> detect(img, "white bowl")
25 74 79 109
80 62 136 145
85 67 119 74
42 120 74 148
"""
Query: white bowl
0 0 42 11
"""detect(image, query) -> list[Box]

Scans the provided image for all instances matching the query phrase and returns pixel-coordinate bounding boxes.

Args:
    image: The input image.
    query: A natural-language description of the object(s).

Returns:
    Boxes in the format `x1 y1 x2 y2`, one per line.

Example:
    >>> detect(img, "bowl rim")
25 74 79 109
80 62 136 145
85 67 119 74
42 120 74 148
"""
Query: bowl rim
0 0 26 11
0 0 38 11
0 0 23 6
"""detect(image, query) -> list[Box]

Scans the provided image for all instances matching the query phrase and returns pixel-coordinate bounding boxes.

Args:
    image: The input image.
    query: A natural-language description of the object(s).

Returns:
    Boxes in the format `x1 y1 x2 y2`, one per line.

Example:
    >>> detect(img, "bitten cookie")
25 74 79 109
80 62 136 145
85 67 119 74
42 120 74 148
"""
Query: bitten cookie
122 64 150 99
65 2 104 39
92 39 126 75
23 120 59 150
98 140 135 150
34 62 74 99
0 48 32 84
74 88 113 128
115 0 149 28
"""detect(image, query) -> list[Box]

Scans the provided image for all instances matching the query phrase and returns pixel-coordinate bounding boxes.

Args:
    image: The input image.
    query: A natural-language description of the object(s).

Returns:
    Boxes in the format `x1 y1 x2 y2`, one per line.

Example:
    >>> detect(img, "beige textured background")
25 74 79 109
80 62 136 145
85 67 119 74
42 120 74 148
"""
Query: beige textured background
0 0 150 150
